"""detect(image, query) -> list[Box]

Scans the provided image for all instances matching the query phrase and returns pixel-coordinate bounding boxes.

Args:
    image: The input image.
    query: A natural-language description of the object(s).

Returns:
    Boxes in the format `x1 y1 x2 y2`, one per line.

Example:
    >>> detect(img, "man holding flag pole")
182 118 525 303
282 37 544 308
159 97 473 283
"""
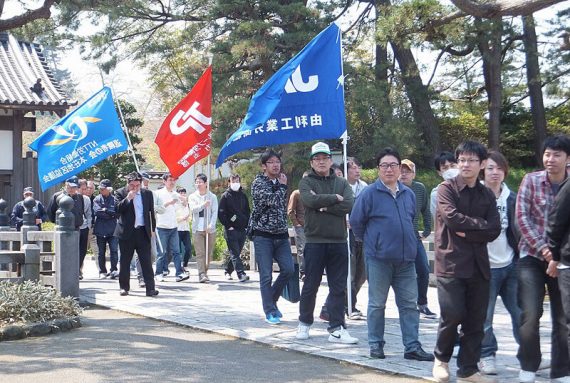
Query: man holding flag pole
214 23 358 325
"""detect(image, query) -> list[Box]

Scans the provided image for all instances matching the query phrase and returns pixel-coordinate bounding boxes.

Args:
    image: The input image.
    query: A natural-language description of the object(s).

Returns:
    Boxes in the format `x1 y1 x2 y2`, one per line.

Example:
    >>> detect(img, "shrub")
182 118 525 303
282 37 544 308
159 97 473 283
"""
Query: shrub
0 281 82 326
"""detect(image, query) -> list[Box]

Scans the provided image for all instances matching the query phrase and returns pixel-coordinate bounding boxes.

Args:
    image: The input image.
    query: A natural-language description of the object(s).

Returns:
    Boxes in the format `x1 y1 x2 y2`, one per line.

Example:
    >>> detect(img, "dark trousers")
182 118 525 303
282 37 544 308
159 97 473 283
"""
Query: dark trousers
96 235 118 274
415 238 430 306
79 227 89 270
517 256 569 378
223 228 247 276
178 230 192 267
299 242 348 331
119 227 155 293
559 268 570 377
435 269 489 378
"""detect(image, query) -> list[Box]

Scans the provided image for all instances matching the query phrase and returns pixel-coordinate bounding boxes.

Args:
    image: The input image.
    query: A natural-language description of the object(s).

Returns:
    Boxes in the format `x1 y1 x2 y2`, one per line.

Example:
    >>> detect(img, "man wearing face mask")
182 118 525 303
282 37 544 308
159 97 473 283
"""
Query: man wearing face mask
218 174 251 282
430 152 459 225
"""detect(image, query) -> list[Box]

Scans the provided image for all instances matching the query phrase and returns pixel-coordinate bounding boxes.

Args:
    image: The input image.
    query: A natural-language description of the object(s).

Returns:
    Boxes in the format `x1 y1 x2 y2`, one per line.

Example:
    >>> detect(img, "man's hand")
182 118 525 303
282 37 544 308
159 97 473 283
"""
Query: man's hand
546 260 559 278
204 199 211 208
456 232 466 238
336 194 344 202
541 248 553 262
278 173 287 185
127 190 137 200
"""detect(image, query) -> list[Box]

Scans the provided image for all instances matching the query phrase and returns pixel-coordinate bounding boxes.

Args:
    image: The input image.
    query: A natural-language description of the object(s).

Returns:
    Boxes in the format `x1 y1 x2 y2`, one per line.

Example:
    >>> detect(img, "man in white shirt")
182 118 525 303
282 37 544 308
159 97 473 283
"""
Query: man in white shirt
154 172 188 282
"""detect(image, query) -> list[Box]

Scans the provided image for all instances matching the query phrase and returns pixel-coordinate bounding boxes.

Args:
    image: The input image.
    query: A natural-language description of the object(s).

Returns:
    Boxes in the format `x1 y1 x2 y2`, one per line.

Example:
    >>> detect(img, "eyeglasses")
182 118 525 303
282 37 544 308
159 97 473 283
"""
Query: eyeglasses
400 170 413 175
312 156 331 162
378 163 400 170
457 158 480 164
265 161 281 165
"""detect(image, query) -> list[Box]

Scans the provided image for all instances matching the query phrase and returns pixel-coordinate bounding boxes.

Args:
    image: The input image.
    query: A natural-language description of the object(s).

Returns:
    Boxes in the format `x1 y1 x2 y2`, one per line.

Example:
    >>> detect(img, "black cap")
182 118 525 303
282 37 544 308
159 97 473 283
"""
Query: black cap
140 172 150 180
65 176 79 187
99 179 112 189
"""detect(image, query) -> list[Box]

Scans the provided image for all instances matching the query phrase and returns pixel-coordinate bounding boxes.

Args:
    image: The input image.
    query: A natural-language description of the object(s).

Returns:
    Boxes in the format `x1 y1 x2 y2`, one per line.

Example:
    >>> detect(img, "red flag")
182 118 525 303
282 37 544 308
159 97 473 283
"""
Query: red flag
155 66 212 178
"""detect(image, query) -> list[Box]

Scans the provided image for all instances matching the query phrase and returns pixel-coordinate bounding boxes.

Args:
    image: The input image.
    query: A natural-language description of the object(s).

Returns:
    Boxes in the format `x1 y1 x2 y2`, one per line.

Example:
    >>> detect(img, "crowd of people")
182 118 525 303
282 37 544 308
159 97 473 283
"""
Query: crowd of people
9 134 570 383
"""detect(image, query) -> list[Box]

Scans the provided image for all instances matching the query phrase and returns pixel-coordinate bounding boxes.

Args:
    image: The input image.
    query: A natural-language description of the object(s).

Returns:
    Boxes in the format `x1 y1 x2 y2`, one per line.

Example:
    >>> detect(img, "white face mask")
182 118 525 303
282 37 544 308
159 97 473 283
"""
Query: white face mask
442 168 460 180
230 182 241 191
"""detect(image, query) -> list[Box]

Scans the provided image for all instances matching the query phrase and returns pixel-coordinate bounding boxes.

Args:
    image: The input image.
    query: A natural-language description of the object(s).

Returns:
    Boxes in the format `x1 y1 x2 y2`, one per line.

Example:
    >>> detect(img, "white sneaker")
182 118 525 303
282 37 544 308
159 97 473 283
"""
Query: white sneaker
457 372 497 383
519 370 536 383
552 377 570 383
295 323 310 340
433 359 450 383
478 356 497 375
538 359 550 370
328 327 358 344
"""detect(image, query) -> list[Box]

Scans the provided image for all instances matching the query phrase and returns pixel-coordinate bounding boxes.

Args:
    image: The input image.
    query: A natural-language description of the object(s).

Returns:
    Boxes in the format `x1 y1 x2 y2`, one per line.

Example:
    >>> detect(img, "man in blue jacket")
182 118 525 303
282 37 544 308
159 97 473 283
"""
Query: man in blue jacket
93 179 119 279
350 147 434 362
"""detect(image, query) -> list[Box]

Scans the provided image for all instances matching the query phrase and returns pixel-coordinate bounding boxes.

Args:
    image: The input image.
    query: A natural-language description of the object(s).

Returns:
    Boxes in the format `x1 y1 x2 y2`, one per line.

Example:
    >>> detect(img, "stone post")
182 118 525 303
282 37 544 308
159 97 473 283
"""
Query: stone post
21 197 37 245
0 199 9 271
22 244 40 281
54 195 79 298
0 199 9 251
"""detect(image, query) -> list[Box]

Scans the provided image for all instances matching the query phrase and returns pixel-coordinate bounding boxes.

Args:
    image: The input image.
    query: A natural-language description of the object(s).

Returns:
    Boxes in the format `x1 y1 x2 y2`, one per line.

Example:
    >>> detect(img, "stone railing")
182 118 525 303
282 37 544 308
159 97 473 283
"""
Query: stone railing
0 195 79 297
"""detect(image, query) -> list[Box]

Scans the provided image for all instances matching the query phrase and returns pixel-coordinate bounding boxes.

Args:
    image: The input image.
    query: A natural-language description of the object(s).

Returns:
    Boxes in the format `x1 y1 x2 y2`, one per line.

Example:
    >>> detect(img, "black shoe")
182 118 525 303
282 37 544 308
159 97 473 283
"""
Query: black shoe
119 289 129 296
404 347 435 362
146 290 159 297
370 345 385 359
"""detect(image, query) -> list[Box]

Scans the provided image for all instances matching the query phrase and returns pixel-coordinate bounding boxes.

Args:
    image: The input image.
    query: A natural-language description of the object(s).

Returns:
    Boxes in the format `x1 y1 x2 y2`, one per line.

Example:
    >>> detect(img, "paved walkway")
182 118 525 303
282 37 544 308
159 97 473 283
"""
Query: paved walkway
79 259 554 382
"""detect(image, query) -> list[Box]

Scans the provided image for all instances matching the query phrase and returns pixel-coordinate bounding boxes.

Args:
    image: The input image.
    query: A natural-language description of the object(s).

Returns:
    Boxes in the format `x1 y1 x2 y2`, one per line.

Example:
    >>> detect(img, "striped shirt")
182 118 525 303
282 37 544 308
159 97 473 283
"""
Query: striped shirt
516 170 567 260
409 181 431 237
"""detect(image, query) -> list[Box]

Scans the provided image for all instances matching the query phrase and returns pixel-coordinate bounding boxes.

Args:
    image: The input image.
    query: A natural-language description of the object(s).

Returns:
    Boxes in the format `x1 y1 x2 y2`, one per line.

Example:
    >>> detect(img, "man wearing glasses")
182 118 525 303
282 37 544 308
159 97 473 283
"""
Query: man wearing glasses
295 142 357 344
350 147 434 361
250 149 294 325
432 141 501 383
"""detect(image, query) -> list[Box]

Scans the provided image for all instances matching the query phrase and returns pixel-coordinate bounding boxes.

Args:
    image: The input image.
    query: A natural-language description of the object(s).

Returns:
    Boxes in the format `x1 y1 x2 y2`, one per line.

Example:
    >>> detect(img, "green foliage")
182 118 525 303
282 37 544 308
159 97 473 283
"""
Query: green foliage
0 281 82 325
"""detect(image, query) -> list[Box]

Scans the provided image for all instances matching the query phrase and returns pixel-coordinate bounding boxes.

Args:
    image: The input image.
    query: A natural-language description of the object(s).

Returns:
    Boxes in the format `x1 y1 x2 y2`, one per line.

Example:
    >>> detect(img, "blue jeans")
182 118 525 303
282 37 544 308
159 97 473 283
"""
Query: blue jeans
96 235 118 274
253 236 294 316
481 261 521 358
517 256 569 378
415 238 430 306
366 257 422 353
178 230 192 267
155 227 184 277
299 243 348 331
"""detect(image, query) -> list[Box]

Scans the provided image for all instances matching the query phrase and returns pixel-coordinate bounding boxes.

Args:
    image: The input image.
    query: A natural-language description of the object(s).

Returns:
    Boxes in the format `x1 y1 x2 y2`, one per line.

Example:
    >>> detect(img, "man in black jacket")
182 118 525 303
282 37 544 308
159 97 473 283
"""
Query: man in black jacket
547 175 570 382
114 172 158 297
218 174 251 282
11 187 47 231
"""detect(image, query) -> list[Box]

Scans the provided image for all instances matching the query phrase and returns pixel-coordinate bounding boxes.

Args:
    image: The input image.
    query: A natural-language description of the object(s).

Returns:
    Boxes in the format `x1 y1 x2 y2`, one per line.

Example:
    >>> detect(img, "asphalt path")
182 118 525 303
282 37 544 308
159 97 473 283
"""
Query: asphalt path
0 305 425 383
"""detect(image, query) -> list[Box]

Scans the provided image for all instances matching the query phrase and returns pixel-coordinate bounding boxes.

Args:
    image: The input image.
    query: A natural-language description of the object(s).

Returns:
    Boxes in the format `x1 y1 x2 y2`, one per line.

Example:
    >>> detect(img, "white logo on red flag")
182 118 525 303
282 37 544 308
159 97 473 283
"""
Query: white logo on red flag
155 66 212 177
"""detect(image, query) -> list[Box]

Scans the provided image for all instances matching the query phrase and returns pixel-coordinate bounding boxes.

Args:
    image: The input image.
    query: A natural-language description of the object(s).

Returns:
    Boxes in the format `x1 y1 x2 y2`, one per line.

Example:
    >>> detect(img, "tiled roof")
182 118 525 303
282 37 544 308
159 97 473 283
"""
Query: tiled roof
0 32 74 113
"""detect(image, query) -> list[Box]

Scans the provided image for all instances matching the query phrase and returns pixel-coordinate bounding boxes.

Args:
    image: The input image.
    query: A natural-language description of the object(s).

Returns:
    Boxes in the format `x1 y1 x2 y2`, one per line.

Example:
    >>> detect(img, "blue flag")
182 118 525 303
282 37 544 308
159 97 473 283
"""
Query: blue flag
29 87 128 191
216 23 346 167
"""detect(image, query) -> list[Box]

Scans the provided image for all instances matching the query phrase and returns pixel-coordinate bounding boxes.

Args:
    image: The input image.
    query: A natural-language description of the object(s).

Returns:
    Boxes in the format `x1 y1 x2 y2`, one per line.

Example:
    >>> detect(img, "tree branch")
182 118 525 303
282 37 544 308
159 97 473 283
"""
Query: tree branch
449 0 567 18
0 0 57 32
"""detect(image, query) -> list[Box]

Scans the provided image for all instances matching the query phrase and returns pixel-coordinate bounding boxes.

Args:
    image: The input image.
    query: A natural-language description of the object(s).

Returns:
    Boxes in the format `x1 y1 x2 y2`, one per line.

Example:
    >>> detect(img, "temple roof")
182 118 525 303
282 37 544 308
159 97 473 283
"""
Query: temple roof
0 32 74 115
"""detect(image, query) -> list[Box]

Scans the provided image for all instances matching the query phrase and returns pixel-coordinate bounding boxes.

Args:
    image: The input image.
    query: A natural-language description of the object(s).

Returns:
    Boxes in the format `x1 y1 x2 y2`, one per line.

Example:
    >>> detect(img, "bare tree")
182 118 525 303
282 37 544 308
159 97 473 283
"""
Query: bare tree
522 14 548 163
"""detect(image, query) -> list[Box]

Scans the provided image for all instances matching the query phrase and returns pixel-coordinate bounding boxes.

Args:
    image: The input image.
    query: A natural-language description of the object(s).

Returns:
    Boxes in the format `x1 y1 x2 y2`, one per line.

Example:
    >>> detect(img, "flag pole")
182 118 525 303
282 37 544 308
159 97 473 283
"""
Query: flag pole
205 56 213 274
111 86 140 173
205 155 211 270
336 23 353 318
342 132 353 318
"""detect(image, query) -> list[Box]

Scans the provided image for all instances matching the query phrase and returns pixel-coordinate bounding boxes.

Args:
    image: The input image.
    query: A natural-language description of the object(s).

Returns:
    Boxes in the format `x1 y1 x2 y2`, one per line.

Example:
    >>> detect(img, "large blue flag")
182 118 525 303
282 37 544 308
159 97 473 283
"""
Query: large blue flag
29 87 128 190
216 23 346 167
